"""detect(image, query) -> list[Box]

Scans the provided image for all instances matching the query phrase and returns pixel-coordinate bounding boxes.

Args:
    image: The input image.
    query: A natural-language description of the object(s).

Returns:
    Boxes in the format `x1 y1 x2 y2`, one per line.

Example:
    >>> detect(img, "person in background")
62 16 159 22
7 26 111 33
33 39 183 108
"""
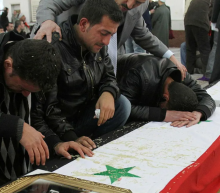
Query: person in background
0 7 9 31
18 13 30 38
151 0 170 47
184 0 211 79
209 0 220 83
0 25 4 33
5 22 14 32
14 20 26 38
11 10 18 24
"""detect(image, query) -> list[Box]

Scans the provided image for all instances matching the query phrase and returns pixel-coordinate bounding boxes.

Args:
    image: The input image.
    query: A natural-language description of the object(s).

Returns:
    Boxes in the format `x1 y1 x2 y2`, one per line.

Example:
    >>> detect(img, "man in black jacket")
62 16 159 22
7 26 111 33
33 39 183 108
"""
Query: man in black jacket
0 32 92 185
118 54 215 128
31 0 131 152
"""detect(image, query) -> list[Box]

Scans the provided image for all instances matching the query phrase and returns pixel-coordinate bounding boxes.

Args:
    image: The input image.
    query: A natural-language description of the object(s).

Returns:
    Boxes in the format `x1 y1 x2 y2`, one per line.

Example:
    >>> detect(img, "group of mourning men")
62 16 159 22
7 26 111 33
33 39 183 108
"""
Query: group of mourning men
0 0 215 185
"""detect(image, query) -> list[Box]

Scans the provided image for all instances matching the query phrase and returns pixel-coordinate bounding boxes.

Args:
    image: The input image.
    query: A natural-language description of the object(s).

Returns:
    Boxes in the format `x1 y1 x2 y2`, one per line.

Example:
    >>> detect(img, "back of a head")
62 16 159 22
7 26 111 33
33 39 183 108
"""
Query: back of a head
5 39 61 91
167 81 198 111
77 0 124 26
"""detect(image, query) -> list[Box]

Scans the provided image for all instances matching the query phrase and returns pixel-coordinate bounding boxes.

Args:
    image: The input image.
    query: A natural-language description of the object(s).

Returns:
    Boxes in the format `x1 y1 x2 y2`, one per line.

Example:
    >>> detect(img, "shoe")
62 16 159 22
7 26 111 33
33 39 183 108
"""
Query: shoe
197 76 210 81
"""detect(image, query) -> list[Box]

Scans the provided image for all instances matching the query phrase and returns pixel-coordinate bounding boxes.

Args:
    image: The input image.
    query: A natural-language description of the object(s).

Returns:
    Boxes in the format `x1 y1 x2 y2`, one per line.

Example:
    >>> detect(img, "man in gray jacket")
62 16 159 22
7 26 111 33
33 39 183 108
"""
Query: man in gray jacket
33 0 186 79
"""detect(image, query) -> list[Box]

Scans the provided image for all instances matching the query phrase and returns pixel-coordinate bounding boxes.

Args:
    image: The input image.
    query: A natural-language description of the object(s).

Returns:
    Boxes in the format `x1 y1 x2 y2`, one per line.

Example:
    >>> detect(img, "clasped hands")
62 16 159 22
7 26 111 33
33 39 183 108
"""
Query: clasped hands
164 110 202 128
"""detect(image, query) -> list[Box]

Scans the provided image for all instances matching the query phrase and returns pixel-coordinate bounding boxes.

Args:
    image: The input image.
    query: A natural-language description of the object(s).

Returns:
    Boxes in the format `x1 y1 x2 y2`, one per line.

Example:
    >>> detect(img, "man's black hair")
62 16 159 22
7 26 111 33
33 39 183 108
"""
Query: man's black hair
4 39 61 91
14 20 22 29
77 0 124 26
167 81 198 111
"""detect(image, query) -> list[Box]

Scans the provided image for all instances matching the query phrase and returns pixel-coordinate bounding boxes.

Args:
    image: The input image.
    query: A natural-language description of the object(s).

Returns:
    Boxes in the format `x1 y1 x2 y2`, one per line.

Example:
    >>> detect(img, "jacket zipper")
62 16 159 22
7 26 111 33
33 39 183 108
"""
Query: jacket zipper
81 47 94 98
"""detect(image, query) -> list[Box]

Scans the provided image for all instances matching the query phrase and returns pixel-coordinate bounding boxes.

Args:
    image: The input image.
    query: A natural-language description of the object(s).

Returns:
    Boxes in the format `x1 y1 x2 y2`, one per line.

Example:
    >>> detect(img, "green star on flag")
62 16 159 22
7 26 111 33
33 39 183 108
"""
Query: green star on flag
93 165 140 184
198 120 212 124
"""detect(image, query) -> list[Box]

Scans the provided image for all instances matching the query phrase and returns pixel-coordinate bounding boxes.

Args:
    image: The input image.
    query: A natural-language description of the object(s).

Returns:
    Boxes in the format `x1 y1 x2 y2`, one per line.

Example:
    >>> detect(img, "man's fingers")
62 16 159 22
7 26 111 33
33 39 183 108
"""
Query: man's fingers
33 147 41 166
55 27 62 40
45 33 52 43
27 148 35 164
80 140 93 149
37 145 46 166
98 110 105 126
41 139 49 159
186 120 198 128
60 149 72 160
86 138 96 148
71 145 85 158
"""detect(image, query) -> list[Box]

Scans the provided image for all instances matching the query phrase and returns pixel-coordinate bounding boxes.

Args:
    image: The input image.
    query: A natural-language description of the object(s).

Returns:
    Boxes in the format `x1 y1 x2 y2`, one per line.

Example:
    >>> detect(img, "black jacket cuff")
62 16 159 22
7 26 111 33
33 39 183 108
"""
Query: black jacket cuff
0 114 21 139
44 135 62 154
149 107 167 122
60 130 78 142
195 105 211 121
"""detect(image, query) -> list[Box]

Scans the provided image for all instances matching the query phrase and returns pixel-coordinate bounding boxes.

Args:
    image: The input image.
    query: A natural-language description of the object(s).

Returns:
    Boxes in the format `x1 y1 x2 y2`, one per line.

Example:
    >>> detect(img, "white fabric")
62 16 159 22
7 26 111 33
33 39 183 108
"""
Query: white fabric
108 33 117 75
207 81 220 107
55 108 220 193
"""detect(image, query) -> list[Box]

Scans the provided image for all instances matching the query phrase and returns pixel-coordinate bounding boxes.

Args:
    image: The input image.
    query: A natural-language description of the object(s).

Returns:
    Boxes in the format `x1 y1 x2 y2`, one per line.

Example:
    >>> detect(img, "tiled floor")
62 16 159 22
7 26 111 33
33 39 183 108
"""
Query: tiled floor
170 48 209 88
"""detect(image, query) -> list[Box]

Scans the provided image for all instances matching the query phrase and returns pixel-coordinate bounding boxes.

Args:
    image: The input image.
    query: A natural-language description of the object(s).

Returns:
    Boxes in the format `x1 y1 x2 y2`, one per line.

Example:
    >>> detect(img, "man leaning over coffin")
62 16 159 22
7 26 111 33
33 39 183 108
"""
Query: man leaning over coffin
117 54 216 127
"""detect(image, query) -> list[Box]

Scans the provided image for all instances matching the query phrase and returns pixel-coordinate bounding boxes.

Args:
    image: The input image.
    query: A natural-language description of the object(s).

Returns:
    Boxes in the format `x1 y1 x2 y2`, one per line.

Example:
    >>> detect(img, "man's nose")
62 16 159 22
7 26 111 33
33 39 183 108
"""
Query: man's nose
22 91 31 97
102 35 111 46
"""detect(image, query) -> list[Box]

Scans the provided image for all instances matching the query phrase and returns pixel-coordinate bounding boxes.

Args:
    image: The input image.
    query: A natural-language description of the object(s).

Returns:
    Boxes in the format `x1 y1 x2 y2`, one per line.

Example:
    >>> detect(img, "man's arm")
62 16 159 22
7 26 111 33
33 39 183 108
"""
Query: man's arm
130 16 187 80
119 68 166 122
31 87 95 157
0 112 50 166
33 0 85 41
36 0 85 24
95 48 120 126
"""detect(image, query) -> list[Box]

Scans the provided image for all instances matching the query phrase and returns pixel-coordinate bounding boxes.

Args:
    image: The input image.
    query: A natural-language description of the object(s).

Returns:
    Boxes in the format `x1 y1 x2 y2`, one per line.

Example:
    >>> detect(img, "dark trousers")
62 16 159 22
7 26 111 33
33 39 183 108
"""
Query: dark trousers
185 25 211 74
72 95 131 139
210 31 220 83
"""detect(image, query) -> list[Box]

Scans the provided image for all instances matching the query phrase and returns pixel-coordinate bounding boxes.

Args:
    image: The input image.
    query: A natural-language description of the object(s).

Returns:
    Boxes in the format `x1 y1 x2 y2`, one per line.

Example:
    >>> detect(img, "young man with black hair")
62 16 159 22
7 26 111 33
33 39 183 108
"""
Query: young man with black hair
31 0 131 152
5 22 14 32
117 54 215 128
0 31 93 185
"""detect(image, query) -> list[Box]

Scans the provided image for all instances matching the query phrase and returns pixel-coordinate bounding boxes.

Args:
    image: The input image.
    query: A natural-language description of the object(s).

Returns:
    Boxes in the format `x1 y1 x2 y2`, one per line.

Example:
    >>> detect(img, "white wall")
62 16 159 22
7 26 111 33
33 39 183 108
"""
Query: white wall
3 0 31 23
165 0 185 30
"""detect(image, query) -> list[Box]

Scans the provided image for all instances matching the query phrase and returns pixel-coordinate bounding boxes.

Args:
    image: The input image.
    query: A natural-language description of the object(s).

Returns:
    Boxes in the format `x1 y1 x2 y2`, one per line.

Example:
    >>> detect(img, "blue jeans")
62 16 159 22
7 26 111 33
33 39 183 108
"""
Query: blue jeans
205 31 218 78
72 95 131 138
125 36 146 53
180 42 186 66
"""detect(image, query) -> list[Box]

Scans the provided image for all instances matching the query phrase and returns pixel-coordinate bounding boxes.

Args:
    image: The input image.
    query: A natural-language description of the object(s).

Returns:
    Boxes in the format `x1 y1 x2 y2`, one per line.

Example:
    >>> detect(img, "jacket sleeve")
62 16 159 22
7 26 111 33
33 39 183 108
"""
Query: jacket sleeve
183 73 216 120
98 48 120 100
130 16 169 57
36 0 85 24
119 68 166 122
31 86 79 153
0 112 24 141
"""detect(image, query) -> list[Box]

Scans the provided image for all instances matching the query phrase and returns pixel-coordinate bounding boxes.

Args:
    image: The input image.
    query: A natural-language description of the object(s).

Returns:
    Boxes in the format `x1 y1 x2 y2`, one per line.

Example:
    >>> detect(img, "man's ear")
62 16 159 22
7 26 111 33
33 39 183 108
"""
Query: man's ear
79 18 90 32
4 58 13 73
163 93 169 102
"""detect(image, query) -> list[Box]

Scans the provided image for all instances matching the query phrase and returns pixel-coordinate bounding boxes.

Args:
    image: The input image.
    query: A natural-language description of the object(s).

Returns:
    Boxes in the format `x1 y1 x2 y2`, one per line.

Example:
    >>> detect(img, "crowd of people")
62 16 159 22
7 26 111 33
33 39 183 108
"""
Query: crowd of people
0 0 218 187
0 7 30 38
